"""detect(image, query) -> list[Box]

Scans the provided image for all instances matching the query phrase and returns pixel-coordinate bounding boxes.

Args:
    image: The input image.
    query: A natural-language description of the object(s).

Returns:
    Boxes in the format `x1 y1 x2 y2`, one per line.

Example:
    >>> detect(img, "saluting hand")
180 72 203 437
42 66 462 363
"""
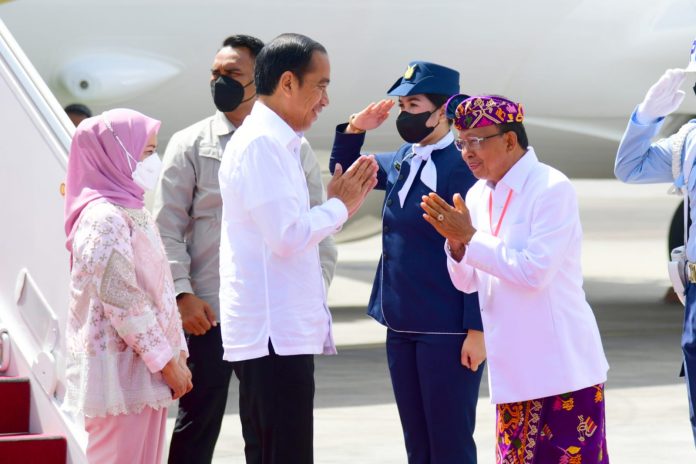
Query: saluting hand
345 99 395 133
636 68 686 124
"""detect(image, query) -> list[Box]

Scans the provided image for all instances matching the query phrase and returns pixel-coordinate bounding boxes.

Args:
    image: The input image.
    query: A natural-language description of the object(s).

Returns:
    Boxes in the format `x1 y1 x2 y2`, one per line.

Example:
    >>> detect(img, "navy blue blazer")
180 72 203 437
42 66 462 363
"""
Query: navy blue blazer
330 124 482 333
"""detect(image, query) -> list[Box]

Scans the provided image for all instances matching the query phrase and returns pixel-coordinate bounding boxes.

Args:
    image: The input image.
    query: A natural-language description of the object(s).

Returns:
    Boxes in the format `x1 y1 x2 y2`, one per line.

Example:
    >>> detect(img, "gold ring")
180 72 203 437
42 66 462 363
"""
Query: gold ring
437 214 444 221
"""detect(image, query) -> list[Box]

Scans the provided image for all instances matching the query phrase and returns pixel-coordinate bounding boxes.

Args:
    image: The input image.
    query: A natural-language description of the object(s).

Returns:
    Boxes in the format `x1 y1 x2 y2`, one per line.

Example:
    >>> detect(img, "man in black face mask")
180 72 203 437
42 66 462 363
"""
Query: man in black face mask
153 35 338 464
329 62 485 463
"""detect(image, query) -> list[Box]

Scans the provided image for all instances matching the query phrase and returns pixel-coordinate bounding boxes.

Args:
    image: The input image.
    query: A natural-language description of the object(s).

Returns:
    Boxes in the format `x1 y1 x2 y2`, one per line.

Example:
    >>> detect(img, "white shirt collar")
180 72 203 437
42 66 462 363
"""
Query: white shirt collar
212 110 237 136
250 101 303 155
412 131 454 159
489 147 538 193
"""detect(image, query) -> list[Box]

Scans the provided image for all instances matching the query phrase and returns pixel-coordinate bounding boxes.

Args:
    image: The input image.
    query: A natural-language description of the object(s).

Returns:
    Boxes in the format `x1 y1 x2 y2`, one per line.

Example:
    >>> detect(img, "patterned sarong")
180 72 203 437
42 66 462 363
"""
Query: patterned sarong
496 383 608 464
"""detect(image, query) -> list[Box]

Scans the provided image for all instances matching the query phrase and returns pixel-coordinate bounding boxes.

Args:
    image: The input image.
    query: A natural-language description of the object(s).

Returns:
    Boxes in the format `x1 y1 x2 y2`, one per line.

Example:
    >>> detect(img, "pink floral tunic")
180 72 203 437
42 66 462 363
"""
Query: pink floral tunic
64 201 186 418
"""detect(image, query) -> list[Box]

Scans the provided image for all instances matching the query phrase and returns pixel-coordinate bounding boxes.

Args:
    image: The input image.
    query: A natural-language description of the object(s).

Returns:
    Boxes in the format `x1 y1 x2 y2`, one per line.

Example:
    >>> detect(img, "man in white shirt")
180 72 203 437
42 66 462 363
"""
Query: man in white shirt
421 95 609 463
154 35 340 464
218 33 378 463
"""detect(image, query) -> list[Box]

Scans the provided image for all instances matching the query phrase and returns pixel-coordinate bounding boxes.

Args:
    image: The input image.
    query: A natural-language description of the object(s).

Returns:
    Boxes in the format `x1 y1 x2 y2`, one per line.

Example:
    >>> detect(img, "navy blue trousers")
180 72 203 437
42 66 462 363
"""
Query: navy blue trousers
387 329 483 464
684 284 696 445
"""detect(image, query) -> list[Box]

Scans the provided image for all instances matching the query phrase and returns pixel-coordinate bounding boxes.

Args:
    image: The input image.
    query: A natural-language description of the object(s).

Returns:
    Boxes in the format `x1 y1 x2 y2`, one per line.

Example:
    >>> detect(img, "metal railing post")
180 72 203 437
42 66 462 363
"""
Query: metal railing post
0 329 10 373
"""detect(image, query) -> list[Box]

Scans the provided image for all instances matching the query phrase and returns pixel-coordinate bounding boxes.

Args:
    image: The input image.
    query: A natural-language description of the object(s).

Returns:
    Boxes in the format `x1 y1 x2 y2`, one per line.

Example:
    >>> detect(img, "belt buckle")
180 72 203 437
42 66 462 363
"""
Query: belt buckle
689 263 696 283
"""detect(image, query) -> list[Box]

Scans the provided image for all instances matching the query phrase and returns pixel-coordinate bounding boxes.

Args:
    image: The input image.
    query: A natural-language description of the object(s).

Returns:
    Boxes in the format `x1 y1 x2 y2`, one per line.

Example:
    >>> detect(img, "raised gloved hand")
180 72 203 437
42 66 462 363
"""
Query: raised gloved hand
635 68 686 125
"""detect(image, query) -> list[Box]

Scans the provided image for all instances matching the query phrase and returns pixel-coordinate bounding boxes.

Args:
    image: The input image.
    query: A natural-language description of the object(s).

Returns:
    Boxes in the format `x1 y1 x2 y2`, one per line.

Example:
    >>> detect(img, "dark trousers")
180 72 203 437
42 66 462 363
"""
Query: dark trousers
168 326 234 464
387 329 483 464
234 342 315 464
683 284 696 446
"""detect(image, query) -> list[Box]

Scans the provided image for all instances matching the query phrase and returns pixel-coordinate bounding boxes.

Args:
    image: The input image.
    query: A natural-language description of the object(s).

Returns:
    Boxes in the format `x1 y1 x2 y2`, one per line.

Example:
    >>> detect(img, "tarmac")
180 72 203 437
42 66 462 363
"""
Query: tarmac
165 179 696 463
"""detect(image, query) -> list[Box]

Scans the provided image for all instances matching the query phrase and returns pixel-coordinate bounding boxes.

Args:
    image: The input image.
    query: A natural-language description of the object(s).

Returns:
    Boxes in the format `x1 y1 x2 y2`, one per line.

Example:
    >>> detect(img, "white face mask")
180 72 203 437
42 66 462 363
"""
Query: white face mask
102 113 161 191
131 152 162 191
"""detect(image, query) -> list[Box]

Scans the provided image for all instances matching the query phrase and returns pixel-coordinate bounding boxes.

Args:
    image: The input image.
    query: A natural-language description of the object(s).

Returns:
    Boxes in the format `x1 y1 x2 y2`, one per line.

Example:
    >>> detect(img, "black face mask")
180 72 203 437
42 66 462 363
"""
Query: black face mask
210 75 254 112
395 110 436 144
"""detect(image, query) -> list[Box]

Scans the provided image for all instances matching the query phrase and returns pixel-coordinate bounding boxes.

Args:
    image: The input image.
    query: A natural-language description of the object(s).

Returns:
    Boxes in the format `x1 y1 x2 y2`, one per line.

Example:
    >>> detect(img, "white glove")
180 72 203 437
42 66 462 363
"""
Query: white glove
635 68 686 125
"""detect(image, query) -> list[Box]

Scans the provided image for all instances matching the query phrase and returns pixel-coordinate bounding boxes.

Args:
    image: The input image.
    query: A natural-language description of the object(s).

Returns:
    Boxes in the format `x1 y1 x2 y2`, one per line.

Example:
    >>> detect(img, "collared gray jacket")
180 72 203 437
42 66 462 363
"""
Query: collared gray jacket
153 111 337 319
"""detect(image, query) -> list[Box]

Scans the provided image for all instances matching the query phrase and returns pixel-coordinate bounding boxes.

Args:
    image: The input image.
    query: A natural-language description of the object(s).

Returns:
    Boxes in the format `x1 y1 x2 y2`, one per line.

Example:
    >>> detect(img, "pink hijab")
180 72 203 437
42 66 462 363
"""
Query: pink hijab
64 108 161 252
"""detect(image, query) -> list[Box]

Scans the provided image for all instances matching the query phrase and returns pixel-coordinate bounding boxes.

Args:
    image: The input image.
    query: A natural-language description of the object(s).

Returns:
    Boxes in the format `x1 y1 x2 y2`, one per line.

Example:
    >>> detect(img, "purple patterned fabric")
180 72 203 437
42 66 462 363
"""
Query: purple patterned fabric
454 95 524 131
496 383 609 464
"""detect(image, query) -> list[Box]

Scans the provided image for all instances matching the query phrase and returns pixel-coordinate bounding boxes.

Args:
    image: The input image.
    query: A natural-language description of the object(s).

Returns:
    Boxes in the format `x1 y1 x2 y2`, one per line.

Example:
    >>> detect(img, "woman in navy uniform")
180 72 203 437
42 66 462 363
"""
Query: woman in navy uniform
330 62 484 463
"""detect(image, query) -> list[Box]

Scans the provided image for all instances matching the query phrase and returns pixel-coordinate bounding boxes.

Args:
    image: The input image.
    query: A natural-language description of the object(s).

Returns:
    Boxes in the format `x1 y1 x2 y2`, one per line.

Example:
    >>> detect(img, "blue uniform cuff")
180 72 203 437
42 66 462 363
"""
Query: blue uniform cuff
462 291 483 331
330 123 365 174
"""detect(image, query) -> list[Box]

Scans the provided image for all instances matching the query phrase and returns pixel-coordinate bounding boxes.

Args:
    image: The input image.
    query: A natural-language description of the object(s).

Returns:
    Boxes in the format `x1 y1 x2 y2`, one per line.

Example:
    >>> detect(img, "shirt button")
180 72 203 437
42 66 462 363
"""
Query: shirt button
383 253 388 261
398 174 404 180
386 198 393 206
383 225 389 233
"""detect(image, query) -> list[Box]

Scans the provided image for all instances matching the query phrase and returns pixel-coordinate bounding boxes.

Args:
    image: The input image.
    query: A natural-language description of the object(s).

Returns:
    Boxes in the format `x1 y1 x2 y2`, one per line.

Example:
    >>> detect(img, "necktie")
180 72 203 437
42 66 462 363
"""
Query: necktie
397 131 454 207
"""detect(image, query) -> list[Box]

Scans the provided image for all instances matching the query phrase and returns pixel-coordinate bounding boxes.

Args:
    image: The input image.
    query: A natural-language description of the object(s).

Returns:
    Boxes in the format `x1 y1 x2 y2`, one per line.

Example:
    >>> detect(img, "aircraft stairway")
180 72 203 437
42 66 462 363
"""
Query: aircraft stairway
0 16 85 464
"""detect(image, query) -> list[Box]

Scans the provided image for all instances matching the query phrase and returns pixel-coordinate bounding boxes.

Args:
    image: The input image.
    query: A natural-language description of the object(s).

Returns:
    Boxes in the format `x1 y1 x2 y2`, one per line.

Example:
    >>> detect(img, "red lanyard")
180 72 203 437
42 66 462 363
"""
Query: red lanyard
488 190 513 237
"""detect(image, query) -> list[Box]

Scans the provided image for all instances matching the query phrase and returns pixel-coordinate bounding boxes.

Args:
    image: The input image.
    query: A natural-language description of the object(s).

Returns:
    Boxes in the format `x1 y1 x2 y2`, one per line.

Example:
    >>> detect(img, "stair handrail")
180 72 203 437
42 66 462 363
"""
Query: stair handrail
0 329 10 373
0 19 72 159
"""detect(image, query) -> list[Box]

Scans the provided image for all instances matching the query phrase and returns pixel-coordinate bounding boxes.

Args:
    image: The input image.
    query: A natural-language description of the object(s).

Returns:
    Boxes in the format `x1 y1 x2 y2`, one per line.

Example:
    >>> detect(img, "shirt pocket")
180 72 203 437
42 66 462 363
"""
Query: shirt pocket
503 221 529 250
197 144 222 191
199 143 221 162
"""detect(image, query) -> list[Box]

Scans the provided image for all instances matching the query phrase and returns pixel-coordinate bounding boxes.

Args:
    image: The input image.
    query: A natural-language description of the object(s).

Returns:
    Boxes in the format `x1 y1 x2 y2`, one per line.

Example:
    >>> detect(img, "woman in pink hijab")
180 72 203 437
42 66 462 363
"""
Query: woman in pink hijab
63 108 192 463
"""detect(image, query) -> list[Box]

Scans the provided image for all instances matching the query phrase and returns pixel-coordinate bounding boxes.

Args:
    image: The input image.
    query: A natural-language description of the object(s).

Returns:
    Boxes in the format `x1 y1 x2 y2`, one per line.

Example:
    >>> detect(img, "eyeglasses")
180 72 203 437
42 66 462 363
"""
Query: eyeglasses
454 132 503 151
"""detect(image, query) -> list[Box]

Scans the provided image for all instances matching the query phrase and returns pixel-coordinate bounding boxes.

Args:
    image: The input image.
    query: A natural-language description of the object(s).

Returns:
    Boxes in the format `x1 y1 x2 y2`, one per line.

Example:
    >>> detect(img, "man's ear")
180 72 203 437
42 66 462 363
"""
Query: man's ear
278 71 295 97
504 130 518 151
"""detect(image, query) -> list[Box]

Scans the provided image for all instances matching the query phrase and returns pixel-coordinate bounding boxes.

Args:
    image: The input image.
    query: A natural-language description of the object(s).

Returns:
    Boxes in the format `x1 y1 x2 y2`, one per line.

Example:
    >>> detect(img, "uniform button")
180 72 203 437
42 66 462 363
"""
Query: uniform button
383 225 389 233
383 253 388 261
386 198 393 206
398 174 404 180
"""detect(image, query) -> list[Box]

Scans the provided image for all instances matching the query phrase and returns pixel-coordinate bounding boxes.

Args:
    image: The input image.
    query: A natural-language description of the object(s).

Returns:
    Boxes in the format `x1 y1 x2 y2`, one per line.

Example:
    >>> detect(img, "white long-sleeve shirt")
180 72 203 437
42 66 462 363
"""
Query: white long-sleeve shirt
446 148 608 404
152 111 337 319
218 102 347 362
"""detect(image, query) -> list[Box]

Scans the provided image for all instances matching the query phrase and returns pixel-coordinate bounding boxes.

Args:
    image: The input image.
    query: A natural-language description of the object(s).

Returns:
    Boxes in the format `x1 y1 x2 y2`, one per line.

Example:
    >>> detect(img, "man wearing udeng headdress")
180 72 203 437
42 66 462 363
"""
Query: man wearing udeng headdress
422 95 610 463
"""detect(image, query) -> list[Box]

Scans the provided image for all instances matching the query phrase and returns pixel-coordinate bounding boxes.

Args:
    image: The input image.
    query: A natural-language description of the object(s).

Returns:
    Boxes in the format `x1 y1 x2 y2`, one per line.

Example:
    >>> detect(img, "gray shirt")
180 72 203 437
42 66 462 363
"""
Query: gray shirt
153 111 337 319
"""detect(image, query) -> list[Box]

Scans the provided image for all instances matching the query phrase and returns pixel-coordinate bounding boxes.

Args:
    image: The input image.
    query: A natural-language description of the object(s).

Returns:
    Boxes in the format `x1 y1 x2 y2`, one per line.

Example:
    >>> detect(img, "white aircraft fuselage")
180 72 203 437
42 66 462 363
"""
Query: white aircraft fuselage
3 0 696 178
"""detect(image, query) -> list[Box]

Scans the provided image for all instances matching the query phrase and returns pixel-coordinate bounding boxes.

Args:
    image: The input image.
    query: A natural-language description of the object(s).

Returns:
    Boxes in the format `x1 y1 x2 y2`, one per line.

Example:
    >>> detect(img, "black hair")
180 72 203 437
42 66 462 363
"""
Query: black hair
424 93 448 108
64 103 92 118
499 122 529 150
424 93 453 126
254 33 327 96
220 34 264 58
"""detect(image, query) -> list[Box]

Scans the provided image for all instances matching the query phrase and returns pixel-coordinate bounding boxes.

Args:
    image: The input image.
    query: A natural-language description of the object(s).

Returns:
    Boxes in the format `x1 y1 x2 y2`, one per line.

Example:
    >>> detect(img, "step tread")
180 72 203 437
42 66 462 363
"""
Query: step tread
0 376 30 383
0 433 66 441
